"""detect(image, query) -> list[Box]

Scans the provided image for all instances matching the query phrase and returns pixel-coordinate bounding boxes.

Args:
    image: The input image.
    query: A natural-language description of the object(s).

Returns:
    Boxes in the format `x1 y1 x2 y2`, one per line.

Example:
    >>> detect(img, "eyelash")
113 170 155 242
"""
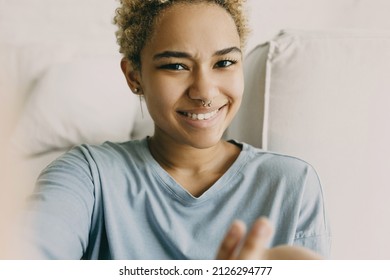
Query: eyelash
158 63 188 70
158 59 238 71
214 59 238 68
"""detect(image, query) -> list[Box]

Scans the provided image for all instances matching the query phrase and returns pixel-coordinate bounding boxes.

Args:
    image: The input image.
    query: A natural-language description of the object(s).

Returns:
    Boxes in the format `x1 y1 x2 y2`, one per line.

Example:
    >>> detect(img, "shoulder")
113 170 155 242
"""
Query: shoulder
231 140 324 200
69 138 145 160
235 140 317 178
43 139 147 175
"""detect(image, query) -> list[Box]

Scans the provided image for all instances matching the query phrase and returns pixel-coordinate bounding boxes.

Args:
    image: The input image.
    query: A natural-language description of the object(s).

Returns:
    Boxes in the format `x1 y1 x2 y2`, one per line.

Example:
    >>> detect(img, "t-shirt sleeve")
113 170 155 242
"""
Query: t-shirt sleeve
293 165 331 258
21 146 97 259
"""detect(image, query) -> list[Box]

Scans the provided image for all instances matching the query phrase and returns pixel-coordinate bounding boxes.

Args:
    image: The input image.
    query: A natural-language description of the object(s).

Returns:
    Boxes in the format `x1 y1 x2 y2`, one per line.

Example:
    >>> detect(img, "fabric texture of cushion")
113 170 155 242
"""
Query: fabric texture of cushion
12 57 139 156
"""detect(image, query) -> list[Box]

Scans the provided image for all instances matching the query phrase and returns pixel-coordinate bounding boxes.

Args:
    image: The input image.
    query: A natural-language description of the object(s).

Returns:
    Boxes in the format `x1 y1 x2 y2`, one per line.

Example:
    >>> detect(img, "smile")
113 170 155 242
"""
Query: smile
182 109 218 120
178 104 226 121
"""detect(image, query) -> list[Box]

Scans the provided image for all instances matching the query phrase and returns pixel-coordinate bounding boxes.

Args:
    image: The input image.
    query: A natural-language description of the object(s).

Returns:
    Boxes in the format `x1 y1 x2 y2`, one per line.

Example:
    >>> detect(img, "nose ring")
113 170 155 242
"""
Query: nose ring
201 99 213 107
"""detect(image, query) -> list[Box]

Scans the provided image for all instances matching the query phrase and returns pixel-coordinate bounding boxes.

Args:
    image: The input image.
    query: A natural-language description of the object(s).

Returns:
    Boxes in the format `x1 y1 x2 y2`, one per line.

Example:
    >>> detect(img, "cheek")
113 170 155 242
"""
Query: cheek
142 75 182 113
222 70 244 102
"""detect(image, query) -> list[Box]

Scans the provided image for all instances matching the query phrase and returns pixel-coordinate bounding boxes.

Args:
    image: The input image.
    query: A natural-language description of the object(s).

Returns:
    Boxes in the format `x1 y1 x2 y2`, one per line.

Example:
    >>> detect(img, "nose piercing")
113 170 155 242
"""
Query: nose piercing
201 99 213 107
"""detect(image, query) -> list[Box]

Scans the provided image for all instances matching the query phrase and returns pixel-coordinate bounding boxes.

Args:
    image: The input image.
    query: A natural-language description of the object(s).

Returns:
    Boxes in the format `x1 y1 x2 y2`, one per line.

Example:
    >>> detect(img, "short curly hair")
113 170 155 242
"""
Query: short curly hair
114 0 249 69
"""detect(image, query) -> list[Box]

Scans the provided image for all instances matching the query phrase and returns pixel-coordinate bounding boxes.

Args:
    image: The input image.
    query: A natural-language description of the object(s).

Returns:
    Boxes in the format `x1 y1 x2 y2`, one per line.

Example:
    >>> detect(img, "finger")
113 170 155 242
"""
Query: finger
237 217 273 259
268 245 323 260
216 220 246 260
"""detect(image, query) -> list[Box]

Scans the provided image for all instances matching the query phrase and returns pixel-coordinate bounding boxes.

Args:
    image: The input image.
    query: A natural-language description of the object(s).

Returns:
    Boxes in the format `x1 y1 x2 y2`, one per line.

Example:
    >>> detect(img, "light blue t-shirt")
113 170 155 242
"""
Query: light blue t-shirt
24 138 331 259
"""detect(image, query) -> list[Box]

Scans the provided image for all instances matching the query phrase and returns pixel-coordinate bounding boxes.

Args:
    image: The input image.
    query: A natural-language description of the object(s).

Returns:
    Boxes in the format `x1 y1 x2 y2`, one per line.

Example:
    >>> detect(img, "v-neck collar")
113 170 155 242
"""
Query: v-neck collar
139 138 250 205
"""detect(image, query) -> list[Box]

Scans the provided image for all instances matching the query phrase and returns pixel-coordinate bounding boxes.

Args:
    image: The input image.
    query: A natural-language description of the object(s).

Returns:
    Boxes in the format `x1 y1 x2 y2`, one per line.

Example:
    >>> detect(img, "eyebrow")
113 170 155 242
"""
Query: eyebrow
214 46 242 56
153 46 242 61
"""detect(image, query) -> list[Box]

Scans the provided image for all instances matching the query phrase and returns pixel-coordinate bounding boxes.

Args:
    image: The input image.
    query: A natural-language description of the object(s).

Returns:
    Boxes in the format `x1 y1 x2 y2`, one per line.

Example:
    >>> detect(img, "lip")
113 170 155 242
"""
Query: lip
176 104 227 128
177 105 221 114
177 103 227 115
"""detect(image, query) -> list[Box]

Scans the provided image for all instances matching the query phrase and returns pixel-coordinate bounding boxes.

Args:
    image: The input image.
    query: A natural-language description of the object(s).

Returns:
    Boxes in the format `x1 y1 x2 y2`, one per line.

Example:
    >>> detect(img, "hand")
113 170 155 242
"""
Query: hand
216 217 323 260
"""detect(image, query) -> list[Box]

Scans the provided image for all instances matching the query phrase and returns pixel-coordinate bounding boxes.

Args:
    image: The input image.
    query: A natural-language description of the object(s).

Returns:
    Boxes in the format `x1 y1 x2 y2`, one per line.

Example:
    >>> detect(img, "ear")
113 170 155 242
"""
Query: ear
120 58 142 94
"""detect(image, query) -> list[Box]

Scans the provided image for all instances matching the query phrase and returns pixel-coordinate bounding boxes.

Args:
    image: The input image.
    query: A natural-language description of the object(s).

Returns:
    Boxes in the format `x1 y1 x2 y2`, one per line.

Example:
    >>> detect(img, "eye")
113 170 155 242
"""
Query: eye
158 63 188 71
214 60 237 68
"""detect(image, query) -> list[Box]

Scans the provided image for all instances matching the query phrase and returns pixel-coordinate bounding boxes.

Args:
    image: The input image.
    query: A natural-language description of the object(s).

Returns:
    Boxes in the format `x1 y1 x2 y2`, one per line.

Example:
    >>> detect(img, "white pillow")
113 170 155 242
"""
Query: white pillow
227 43 270 147
262 29 390 155
1 43 76 129
12 57 139 155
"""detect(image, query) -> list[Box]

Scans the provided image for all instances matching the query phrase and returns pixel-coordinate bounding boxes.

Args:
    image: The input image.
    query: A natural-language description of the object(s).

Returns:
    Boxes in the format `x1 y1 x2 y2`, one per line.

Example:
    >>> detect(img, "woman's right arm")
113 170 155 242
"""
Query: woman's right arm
21 147 96 259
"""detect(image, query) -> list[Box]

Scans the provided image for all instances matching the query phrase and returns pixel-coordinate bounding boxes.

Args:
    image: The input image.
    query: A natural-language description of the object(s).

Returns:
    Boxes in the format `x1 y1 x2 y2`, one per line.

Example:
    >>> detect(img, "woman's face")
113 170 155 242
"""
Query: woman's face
137 3 244 149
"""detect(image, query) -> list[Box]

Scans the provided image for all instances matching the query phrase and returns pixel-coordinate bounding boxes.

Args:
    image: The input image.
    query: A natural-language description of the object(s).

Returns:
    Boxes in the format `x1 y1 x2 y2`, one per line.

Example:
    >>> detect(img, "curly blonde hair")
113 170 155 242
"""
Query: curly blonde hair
114 0 249 69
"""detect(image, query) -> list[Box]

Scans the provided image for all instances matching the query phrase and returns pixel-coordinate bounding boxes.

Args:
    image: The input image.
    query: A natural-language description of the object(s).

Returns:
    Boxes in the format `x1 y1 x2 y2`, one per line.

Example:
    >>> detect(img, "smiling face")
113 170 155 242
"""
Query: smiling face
124 2 244 149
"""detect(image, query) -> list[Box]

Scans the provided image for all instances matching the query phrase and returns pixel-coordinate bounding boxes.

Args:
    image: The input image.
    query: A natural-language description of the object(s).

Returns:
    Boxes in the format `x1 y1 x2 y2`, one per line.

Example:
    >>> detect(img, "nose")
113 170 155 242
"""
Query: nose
187 66 218 103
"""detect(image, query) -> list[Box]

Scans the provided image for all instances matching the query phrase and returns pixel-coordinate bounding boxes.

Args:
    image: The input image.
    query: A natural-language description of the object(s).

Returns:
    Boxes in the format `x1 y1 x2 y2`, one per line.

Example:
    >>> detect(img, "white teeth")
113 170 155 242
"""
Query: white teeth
184 109 219 120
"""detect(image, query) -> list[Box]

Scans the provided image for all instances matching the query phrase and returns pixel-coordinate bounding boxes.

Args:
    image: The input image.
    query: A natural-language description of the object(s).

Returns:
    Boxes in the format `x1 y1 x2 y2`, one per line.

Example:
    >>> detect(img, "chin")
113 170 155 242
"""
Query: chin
183 132 224 149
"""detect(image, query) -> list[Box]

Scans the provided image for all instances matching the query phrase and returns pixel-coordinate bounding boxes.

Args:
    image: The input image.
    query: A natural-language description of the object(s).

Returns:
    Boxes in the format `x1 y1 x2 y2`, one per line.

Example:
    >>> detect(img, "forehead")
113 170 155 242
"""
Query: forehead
145 3 241 55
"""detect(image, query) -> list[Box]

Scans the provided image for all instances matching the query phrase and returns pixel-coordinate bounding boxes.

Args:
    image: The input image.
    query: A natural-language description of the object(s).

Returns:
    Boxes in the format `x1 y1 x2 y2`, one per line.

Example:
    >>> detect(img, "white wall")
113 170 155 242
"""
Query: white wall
245 0 390 51
0 0 117 45
2 0 390 51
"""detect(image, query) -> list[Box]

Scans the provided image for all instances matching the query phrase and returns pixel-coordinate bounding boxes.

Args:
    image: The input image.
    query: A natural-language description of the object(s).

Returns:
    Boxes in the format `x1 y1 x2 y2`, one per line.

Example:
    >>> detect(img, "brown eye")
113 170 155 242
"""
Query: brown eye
214 60 237 68
159 63 188 70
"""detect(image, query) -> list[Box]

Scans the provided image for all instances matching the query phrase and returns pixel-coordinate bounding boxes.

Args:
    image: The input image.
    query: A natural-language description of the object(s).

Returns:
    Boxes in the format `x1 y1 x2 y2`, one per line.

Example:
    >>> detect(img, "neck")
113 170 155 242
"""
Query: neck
148 134 227 175
147 129 241 197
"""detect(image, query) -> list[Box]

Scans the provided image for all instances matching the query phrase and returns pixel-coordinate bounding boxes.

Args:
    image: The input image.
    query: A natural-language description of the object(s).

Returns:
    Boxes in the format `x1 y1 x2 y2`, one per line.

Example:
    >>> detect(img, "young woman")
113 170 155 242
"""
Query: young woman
22 0 330 259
